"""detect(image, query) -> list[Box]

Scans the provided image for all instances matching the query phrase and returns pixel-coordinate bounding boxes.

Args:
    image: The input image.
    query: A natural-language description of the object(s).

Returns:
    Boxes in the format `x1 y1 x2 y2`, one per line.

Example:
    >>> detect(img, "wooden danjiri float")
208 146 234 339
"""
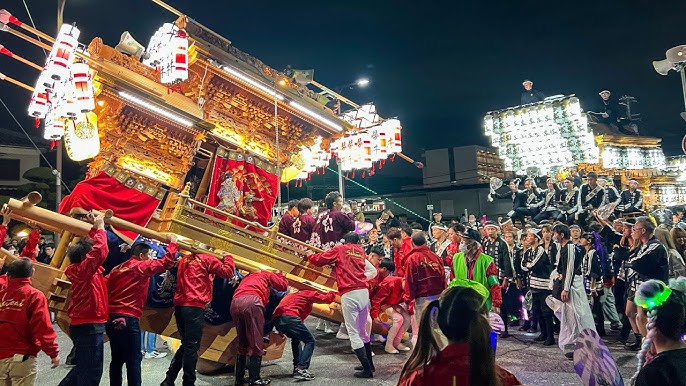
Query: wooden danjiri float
0 0 406 372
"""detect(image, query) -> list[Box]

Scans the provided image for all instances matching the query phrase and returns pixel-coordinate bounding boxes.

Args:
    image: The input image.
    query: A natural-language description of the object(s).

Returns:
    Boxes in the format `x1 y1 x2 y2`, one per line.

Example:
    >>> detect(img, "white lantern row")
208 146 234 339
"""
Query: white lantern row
291 118 403 179
602 146 666 170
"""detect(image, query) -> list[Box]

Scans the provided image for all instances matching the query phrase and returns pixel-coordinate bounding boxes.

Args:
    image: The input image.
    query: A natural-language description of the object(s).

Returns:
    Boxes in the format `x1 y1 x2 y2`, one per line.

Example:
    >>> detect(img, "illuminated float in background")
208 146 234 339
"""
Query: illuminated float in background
0 1 410 371
484 96 684 210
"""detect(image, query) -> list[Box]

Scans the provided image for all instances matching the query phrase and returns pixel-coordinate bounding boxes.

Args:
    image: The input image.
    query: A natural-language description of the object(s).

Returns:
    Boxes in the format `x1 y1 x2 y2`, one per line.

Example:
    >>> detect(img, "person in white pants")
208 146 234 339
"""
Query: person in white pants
307 232 377 378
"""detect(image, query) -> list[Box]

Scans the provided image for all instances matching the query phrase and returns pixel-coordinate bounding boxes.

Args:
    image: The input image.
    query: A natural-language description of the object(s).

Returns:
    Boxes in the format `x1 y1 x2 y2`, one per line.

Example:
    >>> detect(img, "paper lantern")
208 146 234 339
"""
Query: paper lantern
64 112 100 161
70 62 95 113
386 119 402 154
43 111 65 140
27 91 49 118
44 24 80 83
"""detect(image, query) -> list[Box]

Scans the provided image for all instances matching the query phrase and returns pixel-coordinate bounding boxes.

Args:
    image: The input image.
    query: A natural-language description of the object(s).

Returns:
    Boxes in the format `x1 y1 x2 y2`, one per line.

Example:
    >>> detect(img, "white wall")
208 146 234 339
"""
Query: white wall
0 146 40 186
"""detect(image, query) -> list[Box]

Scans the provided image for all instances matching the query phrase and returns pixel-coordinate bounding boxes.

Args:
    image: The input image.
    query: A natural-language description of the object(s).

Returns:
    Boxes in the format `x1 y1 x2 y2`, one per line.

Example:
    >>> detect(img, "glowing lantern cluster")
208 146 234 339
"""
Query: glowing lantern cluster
28 24 81 121
25 23 98 160
329 118 403 173
483 95 598 175
142 23 189 85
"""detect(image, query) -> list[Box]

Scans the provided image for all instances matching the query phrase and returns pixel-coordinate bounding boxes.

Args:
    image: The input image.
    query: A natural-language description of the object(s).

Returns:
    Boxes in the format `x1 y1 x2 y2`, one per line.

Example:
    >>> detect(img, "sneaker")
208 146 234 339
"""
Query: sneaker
373 334 387 343
384 347 399 354
324 326 336 334
336 330 350 340
315 320 326 331
145 351 168 359
293 368 315 381
564 352 574 360
396 343 412 352
610 323 622 331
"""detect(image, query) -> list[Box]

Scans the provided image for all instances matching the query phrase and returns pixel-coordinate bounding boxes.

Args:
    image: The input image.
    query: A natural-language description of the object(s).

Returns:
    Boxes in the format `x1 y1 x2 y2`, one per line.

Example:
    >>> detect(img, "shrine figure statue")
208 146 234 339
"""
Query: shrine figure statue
217 172 241 214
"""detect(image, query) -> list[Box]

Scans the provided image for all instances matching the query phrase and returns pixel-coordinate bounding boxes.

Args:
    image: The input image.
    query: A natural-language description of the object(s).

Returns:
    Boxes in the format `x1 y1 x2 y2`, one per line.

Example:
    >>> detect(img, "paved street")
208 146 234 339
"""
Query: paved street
36 319 638 385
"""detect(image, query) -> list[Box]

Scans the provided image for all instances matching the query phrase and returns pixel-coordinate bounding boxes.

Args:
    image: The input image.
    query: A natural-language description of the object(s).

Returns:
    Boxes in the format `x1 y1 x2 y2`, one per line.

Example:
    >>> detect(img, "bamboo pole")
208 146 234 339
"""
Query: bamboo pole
51 230 72 268
0 45 43 70
0 72 34 92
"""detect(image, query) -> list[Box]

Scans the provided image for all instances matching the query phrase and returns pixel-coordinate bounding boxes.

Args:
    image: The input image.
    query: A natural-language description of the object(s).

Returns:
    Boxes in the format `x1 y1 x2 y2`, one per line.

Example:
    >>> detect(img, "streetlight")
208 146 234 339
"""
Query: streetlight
336 78 370 93
653 44 686 121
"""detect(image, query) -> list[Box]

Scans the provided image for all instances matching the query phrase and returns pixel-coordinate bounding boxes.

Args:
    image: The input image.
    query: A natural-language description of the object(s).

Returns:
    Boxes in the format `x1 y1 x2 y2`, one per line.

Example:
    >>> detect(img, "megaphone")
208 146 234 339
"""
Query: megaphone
666 45 686 65
653 59 674 76
114 31 149 59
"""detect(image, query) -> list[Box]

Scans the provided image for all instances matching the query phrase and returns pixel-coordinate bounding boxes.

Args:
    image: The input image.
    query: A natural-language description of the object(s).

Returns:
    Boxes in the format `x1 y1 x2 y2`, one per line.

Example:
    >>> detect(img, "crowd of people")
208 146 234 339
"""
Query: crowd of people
0 180 684 385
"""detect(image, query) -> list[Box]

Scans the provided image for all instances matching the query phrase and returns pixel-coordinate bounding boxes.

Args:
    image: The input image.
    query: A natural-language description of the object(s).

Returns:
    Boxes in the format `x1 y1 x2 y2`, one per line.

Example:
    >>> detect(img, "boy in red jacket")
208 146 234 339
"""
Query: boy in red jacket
307 232 378 378
370 260 411 354
230 270 289 386
161 252 235 386
0 258 59 385
59 212 109 386
388 226 413 277
106 235 178 386
271 289 336 381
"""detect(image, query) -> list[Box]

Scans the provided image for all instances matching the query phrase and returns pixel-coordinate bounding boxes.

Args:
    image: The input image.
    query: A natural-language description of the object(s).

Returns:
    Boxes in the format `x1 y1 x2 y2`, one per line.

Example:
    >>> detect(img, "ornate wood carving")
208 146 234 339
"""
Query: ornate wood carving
87 38 160 82
203 76 318 163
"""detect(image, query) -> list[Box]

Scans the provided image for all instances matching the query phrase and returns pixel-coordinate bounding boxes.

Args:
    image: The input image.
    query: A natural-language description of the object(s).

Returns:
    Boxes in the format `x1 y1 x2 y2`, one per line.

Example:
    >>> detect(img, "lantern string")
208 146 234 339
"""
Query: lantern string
0 96 73 193
325 165 429 222
21 0 48 57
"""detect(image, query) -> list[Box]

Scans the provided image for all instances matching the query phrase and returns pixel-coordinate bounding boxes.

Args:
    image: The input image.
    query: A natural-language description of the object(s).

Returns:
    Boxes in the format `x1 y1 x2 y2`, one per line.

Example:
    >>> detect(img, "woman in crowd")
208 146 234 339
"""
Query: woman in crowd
654 226 686 279
632 277 686 386
596 213 640 344
397 285 521 386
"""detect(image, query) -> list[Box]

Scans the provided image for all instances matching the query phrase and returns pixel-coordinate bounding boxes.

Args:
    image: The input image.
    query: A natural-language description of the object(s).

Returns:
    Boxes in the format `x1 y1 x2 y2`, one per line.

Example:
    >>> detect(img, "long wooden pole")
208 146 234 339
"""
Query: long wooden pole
0 72 34 92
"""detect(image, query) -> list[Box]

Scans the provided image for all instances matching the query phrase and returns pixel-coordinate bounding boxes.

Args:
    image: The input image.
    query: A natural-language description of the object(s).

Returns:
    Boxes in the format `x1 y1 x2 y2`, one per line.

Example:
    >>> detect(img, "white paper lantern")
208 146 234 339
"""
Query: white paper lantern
64 112 100 161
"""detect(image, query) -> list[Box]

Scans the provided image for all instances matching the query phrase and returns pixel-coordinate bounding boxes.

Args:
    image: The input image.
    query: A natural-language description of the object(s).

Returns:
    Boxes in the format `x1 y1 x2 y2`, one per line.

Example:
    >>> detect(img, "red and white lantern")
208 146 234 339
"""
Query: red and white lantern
43 24 80 83
70 62 95 113
386 119 402 154
43 110 65 140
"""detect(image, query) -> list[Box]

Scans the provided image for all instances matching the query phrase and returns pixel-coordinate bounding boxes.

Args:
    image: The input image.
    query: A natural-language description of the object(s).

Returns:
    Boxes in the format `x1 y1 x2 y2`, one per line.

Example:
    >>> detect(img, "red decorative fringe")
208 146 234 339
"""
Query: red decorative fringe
34 117 40 128
50 139 59 150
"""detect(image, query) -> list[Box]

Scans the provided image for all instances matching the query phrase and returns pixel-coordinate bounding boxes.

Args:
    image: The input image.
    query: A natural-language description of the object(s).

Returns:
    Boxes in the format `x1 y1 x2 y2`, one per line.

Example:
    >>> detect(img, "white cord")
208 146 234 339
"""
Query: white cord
21 0 48 57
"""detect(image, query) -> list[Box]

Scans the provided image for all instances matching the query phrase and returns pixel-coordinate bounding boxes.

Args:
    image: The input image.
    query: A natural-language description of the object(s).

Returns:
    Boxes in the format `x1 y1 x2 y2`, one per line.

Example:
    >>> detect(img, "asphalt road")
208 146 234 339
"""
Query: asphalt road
35 319 639 385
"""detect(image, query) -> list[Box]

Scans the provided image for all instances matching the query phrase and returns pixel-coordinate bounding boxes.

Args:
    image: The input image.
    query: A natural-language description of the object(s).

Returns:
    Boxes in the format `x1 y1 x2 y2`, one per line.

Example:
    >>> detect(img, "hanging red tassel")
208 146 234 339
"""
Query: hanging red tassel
361 171 366 178
351 171 355 179
378 161 383 170
371 164 375 172
50 139 59 150
390 154 396 162
34 117 40 128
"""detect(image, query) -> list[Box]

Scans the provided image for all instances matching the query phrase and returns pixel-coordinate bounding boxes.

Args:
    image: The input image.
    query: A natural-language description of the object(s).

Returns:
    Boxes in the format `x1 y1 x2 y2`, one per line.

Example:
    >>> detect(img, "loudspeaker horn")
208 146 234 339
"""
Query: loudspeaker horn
652 59 673 76
666 44 686 65
114 31 149 59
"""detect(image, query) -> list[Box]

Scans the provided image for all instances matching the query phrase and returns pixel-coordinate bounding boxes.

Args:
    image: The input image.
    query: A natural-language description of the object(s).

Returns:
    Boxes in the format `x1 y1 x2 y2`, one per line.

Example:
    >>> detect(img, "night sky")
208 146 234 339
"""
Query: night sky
2 0 686 192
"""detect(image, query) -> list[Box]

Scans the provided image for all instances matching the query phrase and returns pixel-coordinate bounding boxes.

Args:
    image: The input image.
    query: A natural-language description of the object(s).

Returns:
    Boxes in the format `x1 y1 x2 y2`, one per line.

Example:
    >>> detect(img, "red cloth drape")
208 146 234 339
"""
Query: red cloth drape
59 171 161 241
206 151 278 227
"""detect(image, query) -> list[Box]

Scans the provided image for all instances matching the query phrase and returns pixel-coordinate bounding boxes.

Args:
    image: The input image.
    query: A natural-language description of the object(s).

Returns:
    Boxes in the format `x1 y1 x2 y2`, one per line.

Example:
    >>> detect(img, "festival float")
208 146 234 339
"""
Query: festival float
483 95 685 210
0 1 410 371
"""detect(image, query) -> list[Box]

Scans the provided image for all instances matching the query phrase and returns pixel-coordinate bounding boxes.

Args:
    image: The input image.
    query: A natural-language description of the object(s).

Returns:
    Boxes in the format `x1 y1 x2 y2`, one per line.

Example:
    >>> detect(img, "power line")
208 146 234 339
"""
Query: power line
0 96 72 193
325 166 429 222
